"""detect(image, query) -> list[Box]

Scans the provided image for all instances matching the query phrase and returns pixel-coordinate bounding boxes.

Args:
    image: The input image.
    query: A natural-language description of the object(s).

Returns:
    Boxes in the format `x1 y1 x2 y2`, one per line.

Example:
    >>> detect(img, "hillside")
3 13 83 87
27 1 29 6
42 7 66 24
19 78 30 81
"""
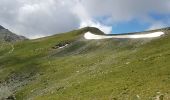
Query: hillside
0 27 170 100
0 25 27 42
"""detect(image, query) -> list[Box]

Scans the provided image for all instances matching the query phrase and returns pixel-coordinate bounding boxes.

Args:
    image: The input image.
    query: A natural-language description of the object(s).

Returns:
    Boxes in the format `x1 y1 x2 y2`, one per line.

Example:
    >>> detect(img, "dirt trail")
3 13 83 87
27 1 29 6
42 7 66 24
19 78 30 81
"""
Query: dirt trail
8 43 14 54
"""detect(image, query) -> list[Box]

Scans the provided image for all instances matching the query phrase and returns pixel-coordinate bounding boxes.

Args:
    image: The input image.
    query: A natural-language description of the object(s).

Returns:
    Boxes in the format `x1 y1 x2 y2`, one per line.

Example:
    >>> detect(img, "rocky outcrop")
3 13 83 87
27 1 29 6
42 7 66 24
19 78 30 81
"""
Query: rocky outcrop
0 25 27 42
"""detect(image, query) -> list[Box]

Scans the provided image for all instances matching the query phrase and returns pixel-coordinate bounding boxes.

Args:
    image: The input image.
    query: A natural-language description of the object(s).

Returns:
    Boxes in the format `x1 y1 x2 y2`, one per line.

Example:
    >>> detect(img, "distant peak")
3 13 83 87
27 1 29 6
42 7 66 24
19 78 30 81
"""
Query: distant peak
0 25 28 42
81 27 101 31
0 25 5 30
80 27 105 35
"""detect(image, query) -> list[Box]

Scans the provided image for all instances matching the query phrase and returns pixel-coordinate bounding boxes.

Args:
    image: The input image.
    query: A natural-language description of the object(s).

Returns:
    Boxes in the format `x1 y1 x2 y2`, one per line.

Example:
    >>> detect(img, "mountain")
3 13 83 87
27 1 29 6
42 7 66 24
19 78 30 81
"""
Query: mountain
0 25 5 30
0 25 27 42
0 27 170 100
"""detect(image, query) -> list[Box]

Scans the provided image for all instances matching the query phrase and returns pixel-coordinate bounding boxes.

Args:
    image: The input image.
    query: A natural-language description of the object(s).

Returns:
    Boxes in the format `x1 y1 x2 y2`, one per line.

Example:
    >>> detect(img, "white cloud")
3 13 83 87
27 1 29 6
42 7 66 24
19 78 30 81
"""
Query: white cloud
0 0 170 38
72 1 112 34
148 22 167 30
0 0 80 39
81 0 170 23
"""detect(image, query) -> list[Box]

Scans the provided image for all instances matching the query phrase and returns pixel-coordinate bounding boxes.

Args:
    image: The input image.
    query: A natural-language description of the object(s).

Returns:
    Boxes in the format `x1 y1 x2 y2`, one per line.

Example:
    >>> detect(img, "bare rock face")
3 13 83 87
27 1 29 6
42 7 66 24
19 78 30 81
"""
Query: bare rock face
0 25 5 30
0 25 27 42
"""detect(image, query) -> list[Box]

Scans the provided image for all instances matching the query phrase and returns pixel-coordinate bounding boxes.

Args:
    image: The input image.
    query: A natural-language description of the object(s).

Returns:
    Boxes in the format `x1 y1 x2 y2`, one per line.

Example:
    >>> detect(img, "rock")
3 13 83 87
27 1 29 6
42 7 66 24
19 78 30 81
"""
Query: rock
159 95 164 100
125 62 130 65
52 42 70 49
155 94 164 100
6 95 16 100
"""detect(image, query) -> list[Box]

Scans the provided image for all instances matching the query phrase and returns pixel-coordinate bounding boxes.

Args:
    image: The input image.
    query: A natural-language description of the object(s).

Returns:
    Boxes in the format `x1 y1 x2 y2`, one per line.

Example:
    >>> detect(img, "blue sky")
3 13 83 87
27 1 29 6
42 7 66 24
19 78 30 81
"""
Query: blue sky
97 13 170 34
111 20 150 34
150 13 170 21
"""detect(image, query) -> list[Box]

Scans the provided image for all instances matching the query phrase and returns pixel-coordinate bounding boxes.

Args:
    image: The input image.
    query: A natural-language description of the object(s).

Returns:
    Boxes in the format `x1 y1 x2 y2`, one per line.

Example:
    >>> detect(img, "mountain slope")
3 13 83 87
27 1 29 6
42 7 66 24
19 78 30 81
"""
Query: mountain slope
0 27 170 100
0 25 5 30
0 25 27 42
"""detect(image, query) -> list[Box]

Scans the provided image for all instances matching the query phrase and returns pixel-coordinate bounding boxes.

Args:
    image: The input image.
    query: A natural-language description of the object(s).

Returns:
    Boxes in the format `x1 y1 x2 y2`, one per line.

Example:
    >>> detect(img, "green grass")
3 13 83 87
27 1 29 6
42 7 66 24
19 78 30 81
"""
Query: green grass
0 27 170 100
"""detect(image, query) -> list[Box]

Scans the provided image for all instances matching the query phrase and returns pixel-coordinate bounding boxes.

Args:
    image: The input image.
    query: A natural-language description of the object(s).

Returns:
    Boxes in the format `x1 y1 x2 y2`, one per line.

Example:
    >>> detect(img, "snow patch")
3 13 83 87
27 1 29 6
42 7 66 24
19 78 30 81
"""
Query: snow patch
84 32 164 40
59 44 69 49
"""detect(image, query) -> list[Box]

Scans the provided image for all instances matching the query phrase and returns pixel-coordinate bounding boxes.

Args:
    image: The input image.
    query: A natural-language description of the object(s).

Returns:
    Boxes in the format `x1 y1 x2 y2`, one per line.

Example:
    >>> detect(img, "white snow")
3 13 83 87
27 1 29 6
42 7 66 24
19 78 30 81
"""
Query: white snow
59 44 69 49
84 31 164 40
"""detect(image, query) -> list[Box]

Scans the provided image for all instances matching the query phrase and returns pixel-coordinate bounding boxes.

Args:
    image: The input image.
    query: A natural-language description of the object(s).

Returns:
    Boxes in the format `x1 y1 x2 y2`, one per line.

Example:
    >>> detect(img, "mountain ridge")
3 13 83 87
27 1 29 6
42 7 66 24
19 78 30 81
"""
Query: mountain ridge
0 27 170 100
0 25 5 30
0 25 27 42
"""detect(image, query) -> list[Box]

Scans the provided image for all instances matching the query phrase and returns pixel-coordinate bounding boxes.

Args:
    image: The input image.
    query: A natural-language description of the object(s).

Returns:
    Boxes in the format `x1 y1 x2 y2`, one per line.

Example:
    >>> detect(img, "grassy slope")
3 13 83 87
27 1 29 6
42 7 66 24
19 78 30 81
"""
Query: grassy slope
0 27 170 100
